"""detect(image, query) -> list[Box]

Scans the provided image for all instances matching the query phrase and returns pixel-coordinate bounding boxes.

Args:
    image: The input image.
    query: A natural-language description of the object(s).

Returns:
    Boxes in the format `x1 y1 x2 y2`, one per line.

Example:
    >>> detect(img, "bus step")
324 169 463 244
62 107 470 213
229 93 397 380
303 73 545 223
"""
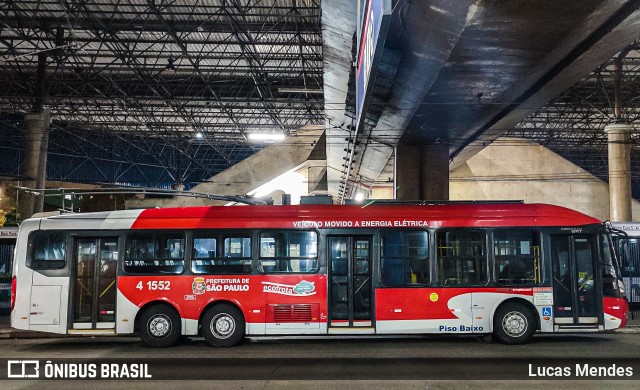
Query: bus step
68 329 117 336
555 324 601 332
328 327 375 335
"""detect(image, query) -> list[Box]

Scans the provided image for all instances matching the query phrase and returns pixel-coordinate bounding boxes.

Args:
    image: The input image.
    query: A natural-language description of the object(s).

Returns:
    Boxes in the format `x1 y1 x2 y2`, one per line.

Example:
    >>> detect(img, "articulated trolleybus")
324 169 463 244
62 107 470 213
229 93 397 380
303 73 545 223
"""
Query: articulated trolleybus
11 202 627 346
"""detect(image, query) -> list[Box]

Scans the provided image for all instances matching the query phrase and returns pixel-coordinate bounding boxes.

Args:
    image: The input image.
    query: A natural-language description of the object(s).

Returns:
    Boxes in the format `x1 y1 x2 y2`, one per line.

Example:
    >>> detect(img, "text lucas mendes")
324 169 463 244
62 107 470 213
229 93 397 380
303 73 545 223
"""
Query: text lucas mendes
529 363 633 377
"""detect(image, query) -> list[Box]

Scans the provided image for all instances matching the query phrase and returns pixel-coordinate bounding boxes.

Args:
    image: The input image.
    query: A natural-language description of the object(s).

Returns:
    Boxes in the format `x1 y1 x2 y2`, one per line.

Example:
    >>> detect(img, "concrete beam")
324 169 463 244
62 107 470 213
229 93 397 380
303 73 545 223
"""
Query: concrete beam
322 0 357 199
126 127 326 208
347 1 475 198
451 2 640 168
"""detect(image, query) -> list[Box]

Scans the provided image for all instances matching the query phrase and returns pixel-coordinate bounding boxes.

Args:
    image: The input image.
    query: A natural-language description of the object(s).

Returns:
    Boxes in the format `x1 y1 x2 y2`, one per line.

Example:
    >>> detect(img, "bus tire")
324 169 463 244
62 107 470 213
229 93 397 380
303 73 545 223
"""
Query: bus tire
493 302 535 345
138 305 181 348
202 304 245 347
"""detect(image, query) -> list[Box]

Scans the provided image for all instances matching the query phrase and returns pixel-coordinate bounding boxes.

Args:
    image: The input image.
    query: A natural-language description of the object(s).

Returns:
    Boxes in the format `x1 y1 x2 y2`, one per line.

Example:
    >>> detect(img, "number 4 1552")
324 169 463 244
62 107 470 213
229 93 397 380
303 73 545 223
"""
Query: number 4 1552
136 280 171 290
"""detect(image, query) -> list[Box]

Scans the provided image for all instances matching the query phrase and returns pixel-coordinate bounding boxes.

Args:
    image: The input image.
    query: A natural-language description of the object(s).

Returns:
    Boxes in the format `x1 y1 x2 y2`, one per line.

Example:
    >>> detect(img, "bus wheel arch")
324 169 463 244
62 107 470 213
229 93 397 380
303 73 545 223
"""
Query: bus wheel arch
136 301 182 348
199 301 246 347
492 299 538 345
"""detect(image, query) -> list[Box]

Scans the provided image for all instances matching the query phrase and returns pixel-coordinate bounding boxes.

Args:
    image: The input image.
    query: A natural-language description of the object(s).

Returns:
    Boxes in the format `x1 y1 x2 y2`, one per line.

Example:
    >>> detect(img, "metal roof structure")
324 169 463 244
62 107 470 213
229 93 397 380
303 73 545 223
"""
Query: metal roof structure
0 0 323 188
0 0 639 202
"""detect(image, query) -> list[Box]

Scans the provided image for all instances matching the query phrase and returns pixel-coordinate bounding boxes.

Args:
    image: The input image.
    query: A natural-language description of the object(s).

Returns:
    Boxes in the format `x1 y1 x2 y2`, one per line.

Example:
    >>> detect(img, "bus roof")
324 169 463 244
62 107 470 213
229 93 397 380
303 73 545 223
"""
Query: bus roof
35 203 600 230
125 203 599 230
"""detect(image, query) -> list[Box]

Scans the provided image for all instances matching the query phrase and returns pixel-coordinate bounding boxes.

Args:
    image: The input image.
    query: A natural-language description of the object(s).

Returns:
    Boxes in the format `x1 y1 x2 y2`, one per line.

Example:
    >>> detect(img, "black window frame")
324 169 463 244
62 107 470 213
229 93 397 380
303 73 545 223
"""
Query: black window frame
123 231 186 275
436 229 489 287
27 230 67 270
258 230 319 274
379 229 430 287
191 230 252 275
493 229 543 286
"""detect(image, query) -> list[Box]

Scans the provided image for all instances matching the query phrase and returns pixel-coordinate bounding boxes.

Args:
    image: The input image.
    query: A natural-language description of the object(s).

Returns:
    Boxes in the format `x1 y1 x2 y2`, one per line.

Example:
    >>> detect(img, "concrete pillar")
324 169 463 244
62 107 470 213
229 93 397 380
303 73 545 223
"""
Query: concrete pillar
396 144 449 201
605 123 633 221
20 112 49 219
396 146 421 200
126 127 325 208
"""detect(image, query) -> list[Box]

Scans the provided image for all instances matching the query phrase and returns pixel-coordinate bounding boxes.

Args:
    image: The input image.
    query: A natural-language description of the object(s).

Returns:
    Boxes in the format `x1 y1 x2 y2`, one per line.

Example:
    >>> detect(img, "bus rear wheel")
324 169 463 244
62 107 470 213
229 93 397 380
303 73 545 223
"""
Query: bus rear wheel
493 302 536 345
202 304 245 347
138 305 181 348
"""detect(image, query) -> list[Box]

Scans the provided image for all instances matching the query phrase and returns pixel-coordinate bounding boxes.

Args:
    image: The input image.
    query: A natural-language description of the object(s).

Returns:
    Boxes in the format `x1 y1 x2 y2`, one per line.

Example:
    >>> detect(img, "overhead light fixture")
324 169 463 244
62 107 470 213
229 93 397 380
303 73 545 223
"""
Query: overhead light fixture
195 132 204 139
248 133 286 142
277 88 323 94
354 192 365 202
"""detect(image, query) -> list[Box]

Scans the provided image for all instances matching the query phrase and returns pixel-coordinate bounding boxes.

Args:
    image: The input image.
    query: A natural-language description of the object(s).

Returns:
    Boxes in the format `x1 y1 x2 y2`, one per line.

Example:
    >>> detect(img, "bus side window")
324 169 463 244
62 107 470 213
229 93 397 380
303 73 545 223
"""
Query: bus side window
380 230 429 286
124 233 185 275
29 231 67 270
436 230 488 286
259 230 318 274
192 233 251 274
493 229 541 286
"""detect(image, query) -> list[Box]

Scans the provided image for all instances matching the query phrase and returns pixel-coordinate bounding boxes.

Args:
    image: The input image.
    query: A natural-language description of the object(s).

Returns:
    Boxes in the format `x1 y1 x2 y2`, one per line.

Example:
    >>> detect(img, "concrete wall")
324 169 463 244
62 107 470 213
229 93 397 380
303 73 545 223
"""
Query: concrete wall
450 138 640 221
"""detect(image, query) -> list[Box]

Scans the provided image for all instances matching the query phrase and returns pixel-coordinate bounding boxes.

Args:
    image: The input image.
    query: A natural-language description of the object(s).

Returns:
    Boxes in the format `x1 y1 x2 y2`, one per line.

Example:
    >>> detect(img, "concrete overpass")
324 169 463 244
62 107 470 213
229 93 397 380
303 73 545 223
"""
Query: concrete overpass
323 0 640 201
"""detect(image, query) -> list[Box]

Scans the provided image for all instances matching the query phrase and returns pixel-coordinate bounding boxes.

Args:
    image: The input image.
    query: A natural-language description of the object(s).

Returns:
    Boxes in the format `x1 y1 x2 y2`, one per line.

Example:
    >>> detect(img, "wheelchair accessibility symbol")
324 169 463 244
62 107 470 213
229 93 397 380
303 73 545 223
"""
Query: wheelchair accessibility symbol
542 307 552 316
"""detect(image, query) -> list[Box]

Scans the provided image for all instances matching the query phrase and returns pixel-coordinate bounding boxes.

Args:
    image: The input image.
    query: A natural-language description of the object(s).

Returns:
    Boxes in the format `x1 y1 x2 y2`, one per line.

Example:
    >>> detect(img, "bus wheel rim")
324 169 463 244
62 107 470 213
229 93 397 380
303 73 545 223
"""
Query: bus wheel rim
148 314 172 338
502 311 527 337
211 313 235 339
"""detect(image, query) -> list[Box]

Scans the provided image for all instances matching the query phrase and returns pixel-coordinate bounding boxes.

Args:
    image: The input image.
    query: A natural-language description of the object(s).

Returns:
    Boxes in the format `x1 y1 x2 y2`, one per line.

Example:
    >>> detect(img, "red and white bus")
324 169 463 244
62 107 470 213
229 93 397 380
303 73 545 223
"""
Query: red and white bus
10 202 628 346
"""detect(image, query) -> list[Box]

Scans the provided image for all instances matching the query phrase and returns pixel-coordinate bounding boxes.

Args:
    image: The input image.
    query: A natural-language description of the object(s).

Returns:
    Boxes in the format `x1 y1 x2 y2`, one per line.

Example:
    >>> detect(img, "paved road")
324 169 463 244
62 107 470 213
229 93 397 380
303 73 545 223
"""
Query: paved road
1 333 639 389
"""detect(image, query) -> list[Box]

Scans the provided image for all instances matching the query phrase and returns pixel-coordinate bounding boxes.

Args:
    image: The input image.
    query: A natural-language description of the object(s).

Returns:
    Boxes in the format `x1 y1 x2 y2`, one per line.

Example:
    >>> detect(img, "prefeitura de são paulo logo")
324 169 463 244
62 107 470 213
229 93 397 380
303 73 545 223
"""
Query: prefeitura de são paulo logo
192 277 206 295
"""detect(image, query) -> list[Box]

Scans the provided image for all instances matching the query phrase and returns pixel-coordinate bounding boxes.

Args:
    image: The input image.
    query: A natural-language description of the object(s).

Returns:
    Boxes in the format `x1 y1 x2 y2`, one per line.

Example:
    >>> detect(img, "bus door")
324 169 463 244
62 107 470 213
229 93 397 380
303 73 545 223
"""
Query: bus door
72 237 118 330
328 236 373 329
550 235 600 327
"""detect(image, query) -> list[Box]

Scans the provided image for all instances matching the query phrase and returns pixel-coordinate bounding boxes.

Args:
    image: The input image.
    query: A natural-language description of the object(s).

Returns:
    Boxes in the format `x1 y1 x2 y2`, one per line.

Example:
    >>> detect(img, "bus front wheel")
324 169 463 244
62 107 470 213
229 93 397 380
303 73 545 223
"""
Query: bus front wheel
493 302 536 345
138 305 182 348
202 304 245 347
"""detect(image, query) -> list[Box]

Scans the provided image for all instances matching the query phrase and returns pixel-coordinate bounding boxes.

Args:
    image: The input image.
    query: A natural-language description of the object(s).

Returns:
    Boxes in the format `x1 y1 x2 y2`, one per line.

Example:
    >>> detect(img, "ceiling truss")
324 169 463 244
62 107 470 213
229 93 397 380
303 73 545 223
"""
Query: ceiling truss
0 0 323 187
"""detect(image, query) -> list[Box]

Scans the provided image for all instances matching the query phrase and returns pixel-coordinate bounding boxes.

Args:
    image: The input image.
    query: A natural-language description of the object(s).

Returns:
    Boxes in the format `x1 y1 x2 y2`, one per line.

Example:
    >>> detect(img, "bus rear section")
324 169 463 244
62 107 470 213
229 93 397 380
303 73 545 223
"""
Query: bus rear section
11 212 136 336
11 218 69 334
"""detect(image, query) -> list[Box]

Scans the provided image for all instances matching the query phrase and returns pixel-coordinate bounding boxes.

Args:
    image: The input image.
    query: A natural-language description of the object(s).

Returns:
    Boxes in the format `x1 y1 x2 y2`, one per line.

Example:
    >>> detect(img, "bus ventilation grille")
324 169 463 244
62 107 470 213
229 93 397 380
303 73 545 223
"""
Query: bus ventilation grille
269 304 314 322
